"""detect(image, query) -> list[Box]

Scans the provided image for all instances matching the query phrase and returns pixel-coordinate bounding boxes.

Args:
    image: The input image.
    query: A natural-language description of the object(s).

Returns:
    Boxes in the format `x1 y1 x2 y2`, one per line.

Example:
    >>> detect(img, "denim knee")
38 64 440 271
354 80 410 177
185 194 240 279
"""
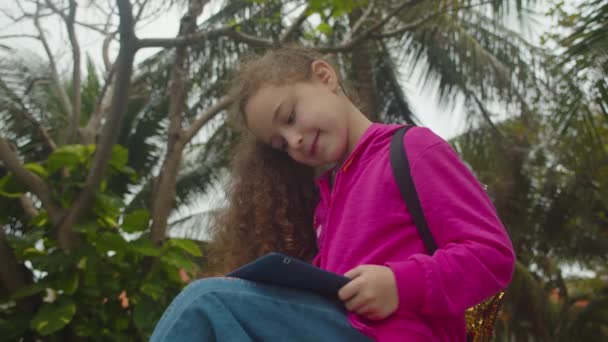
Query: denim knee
182 277 249 294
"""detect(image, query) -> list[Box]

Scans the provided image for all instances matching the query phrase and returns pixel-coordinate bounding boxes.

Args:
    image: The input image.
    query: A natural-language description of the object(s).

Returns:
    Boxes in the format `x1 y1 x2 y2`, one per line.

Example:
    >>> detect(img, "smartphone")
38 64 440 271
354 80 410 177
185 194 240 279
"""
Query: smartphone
226 252 350 298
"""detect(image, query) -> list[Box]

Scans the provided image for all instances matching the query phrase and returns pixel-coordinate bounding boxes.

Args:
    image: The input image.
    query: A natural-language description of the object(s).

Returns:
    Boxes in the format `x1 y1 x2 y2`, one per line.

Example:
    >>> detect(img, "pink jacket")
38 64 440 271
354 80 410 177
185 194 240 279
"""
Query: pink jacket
312 124 515 341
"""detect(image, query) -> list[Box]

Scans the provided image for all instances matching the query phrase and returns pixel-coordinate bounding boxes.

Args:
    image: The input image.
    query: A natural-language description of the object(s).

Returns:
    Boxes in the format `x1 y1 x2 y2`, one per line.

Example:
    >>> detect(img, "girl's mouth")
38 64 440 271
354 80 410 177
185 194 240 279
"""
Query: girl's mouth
310 131 320 156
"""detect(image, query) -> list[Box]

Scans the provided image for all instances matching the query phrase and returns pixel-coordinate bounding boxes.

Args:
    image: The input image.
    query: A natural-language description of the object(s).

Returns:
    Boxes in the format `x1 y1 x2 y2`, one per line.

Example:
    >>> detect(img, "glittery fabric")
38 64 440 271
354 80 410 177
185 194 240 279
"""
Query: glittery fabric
466 291 505 342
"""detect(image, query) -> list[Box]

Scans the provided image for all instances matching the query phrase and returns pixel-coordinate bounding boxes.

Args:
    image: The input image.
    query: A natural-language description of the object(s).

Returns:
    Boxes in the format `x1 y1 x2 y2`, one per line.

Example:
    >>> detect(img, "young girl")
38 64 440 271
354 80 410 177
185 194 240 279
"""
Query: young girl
151 46 515 342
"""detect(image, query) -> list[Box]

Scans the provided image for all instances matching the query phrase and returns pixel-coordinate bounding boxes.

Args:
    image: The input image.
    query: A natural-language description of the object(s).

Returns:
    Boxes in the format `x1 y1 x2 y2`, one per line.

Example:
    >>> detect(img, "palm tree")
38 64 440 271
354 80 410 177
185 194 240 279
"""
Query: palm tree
144 0 547 237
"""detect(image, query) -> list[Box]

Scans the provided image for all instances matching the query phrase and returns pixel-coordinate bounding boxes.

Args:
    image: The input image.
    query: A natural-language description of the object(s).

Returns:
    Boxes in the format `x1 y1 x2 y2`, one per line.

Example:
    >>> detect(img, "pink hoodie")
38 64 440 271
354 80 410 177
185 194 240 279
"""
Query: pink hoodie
312 124 515 341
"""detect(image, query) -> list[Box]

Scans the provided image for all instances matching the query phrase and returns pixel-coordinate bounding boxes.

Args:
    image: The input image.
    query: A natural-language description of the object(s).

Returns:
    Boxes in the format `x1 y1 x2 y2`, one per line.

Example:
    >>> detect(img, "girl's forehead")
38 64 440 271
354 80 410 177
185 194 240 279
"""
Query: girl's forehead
247 84 289 114
244 85 289 139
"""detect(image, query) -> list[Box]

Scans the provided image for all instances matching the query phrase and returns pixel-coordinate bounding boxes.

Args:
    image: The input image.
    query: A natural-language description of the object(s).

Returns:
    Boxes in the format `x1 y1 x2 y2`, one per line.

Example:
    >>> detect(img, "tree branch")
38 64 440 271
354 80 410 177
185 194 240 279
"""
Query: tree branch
468 90 504 139
55 0 137 250
373 0 498 39
9 104 57 151
149 0 210 245
65 0 82 144
34 1 73 121
82 23 117 142
372 9 443 39
74 20 110 34
316 0 424 53
0 138 62 221
137 25 273 49
82 66 115 144
19 194 39 219
344 0 375 42
0 34 40 40
279 4 311 44
183 95 233 145
43 0 68 19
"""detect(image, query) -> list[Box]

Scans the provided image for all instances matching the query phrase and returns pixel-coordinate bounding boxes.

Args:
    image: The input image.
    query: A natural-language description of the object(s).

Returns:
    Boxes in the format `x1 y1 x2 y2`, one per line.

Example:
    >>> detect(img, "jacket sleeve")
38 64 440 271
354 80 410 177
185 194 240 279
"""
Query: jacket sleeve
385 139 515 317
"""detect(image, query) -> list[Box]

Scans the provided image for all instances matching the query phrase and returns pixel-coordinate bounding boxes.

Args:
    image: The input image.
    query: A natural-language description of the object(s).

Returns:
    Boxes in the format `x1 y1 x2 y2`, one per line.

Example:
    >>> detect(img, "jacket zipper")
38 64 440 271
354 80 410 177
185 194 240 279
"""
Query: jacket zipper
317 166 345 267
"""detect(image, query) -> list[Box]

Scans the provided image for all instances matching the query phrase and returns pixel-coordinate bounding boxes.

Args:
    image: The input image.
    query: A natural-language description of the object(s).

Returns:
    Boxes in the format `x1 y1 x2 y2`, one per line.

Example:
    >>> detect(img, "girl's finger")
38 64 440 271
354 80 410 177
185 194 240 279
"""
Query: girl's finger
345 293 370 312
338 276 362 301
344 266 365 279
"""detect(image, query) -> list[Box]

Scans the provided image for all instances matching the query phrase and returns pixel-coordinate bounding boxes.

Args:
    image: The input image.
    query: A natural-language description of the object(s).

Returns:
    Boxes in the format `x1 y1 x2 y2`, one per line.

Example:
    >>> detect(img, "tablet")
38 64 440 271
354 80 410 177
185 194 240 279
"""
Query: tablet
226 252 350 298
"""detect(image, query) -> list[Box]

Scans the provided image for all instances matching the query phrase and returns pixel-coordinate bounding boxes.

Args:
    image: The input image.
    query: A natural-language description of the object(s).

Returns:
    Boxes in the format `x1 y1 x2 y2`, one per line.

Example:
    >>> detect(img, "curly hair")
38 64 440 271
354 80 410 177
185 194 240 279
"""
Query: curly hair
206 46 351 274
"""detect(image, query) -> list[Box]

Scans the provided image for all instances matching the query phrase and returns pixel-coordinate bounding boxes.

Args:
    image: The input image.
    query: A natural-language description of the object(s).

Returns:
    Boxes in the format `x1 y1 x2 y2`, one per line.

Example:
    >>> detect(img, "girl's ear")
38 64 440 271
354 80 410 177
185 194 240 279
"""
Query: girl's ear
311 60 339 92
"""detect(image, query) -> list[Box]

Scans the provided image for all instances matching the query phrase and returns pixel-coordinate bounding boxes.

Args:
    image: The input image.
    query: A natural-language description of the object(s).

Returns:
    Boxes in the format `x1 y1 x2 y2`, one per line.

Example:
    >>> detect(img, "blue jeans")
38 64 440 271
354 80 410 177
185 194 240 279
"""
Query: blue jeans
151 277 374 342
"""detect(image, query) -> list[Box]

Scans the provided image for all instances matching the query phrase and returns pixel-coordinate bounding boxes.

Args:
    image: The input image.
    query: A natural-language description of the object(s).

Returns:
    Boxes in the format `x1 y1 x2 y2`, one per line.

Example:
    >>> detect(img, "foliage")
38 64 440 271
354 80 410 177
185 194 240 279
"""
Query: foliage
0 144 201 340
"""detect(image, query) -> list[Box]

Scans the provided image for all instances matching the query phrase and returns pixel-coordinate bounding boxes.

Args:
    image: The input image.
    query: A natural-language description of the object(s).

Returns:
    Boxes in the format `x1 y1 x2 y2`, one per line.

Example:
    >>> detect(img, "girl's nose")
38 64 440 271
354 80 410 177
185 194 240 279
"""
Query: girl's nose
286 131 303 149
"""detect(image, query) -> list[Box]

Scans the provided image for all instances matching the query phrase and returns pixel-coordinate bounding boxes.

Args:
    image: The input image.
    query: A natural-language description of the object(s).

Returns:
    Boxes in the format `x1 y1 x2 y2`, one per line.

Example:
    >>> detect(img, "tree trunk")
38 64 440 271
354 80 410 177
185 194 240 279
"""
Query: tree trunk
349 8 378 121
149 0 207 245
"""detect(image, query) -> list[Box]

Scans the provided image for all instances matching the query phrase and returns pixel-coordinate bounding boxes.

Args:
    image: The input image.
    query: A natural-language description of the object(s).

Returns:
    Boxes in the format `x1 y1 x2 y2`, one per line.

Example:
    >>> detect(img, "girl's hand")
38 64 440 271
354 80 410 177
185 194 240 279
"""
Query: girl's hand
338 265 399 320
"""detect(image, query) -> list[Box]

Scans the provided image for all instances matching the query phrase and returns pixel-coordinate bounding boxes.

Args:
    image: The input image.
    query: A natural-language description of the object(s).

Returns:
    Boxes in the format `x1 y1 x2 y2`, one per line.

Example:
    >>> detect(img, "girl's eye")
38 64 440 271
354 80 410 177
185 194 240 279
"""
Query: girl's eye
287 110 295 125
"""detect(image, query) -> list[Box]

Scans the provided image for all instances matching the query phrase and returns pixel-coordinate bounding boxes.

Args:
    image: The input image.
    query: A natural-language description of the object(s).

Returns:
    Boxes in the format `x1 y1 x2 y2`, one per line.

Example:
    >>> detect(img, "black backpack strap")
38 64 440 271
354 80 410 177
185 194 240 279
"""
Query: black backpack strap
390 126 438 255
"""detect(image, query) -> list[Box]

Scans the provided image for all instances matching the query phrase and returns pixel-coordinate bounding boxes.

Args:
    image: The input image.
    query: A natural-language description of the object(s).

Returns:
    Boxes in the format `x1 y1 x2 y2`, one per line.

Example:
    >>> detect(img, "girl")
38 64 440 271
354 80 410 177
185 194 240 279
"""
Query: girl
151 46 515 341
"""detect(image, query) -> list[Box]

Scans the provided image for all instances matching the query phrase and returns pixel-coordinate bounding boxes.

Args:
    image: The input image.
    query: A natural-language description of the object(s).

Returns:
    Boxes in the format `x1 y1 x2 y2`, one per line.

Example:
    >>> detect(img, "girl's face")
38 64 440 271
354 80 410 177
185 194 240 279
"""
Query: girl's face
244 60 356 167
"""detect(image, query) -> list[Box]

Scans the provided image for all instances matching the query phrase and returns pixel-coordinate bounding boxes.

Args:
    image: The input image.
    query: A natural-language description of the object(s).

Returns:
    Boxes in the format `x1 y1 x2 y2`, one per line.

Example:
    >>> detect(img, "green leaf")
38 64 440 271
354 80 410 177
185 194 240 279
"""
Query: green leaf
24 163 48 178
140 282 164 301
109 145 128 170
94 232 127 254
73 221 98 234
0 174 26 198
30 297 77 335
93 193 122 228
47 145 85 173
130 238 160 257
31 211 49 227
160 250 197 272
56 272 79 295
122 209 150 233
133 298 163 336
308 0 327 12
166 238 202 257
10 283 45 300
316 22 332 36
0 315 30 340
21 247 46 260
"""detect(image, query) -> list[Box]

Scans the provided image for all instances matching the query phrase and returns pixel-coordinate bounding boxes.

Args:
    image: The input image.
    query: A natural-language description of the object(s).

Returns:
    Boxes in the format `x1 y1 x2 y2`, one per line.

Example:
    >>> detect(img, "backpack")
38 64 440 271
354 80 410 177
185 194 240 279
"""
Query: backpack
389 125 505 342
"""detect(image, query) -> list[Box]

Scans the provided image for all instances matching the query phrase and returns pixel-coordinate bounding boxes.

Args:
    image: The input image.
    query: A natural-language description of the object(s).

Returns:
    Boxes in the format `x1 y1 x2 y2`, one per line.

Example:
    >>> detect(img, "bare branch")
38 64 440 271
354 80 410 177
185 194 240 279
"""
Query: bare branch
149 0 211 244
74 20 111 34
183 95 233 145
372 0 495 39
19 194 39 219
8 103 57 150
317 0 424 53
133 0 151 23
0 34 40 40
64 0 82 144
82 65 115 144
137 25 273 49
0 138 62 221
227 28 273 47
43 0 68 19
279 4 311 44
344 0 375 42
34 1 73 119
56 0 137 250
103 31 119 71
469 90 504 139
